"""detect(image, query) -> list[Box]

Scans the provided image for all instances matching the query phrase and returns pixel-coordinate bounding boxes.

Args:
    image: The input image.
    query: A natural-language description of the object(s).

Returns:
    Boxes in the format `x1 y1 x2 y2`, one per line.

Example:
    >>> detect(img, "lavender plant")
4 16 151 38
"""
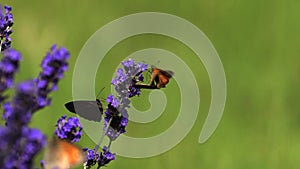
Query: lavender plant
0 4 151 169
80 59 148 168
0 5 72 168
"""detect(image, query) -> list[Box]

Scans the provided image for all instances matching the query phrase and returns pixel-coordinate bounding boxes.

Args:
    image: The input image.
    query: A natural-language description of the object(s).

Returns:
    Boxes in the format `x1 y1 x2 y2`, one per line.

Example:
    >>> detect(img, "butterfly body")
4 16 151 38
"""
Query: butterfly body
65 99 103 122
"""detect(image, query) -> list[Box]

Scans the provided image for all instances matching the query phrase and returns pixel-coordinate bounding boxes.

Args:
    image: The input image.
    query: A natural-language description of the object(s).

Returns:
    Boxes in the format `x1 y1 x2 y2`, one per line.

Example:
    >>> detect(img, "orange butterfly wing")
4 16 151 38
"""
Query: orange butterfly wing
154 68 173 88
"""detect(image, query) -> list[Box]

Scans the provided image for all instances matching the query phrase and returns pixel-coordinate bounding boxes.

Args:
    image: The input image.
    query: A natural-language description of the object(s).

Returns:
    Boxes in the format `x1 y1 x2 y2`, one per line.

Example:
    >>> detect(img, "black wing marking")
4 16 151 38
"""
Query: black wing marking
65 100 103 122
160 69 174 78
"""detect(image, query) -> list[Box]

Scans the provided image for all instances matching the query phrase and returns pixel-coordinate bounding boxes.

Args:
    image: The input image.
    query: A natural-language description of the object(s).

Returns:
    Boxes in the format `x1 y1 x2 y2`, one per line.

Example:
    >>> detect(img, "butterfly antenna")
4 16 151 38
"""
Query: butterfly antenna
96 87 105 99
157 60 160 65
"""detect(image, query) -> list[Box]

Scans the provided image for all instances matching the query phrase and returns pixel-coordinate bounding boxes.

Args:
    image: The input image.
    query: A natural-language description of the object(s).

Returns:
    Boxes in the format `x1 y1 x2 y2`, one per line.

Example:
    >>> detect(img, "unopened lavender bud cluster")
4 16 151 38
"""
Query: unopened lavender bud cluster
83 146 116 168
0 49 21 103
55 115 82 143
0 5 13 51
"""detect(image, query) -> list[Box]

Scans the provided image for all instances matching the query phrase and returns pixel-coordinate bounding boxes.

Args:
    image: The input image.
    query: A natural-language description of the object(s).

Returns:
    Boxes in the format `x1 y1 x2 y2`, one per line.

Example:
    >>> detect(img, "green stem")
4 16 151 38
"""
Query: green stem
0 40 3 52
108 139 112 149
94 118 112 150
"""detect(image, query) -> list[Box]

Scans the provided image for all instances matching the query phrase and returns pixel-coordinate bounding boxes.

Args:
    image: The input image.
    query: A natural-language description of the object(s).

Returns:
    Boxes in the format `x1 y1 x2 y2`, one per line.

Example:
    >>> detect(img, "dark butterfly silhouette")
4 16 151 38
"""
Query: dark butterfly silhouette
65 99 103 122
134 67 174 89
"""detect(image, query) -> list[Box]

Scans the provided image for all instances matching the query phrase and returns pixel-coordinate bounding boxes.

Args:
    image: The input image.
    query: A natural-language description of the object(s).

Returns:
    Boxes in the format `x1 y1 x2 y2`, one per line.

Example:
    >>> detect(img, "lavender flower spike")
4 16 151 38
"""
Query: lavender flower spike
35 44 70 110
104 59 148 140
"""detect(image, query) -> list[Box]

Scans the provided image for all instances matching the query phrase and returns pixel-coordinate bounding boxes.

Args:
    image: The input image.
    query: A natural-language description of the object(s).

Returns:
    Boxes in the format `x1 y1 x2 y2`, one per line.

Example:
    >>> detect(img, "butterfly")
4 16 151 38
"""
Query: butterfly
44 138 85 169
134 67 174 89
64 87 105 122
64 99 103 122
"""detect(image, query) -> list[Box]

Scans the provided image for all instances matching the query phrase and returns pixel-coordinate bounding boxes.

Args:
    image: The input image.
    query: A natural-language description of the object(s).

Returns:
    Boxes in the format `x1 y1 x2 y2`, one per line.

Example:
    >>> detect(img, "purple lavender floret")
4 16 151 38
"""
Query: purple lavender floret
55 115 82 143
112 59 148 101
98 146 115 167
83 148 100 168
18 128 46 164
110 59 148 115
0 5 14 51
106 94 120 109
104 94 128 140
106 115 128 141
83 146 115 168
0 49 21 103
3 81 37 128
35 44 69 110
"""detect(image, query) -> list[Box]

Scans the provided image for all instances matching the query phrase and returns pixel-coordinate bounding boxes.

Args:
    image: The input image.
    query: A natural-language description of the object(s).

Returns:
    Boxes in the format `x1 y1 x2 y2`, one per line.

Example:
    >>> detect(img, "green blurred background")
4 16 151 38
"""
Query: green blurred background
1 0 300 168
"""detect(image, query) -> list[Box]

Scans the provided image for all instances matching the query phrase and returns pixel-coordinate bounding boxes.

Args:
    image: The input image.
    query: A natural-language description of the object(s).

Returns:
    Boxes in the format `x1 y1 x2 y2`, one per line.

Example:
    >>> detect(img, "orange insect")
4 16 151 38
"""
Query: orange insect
134 67 174 89
44 138 85 169
149 67 174 88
